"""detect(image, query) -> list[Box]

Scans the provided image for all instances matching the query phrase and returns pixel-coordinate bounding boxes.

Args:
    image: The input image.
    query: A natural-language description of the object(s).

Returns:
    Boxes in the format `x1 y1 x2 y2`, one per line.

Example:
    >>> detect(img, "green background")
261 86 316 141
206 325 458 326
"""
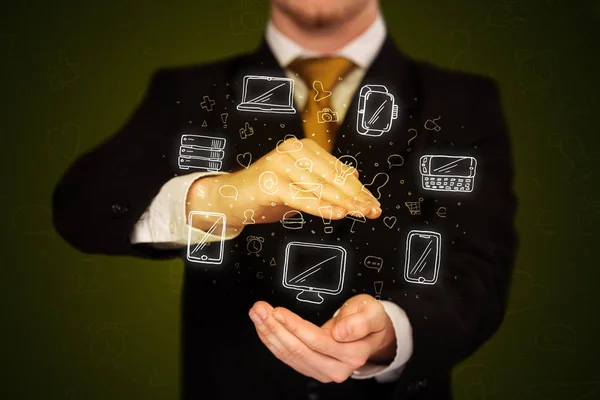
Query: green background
1 0 599 398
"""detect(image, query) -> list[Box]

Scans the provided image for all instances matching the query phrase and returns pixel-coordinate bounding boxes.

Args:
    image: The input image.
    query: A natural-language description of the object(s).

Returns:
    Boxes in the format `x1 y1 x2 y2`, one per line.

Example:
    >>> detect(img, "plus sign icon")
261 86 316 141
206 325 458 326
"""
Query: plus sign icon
200 95 216 111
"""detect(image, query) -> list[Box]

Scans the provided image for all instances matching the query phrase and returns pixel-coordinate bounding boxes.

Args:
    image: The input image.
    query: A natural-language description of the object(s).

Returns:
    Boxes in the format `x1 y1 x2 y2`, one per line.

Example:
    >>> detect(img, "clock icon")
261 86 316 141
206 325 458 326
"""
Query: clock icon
246 235 264 255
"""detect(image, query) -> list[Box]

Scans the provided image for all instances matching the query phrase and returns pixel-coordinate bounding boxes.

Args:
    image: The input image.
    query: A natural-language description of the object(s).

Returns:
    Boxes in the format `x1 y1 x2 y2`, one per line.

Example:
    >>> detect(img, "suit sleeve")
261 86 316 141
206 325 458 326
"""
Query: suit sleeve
391 79 518 378
52 69 181 259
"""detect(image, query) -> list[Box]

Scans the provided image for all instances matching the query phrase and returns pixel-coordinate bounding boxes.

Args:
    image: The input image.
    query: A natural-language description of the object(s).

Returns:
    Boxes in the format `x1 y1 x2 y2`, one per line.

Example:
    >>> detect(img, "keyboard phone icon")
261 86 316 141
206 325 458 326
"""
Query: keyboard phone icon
420 155 477 193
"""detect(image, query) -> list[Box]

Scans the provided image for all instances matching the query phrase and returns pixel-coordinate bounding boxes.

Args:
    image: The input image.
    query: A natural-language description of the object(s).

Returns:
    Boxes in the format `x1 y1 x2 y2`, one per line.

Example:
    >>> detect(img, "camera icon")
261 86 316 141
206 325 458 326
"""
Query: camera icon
317 108 339 123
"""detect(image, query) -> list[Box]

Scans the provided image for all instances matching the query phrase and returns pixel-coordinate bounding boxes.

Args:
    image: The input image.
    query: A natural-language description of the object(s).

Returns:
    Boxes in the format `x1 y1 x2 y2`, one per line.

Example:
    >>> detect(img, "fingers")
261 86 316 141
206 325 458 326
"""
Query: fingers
331 300 388 342
271 307 342 357
249 302 349 383
274 307 371 369
286 141 375 204
274 151 380 218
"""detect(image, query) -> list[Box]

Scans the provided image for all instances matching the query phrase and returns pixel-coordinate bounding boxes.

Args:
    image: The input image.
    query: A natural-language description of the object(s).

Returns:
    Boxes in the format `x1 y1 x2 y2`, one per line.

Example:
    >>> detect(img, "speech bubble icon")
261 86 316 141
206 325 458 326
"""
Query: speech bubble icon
295 157 313 172
364 256 383 272
219 184 239 200
387 154 404 169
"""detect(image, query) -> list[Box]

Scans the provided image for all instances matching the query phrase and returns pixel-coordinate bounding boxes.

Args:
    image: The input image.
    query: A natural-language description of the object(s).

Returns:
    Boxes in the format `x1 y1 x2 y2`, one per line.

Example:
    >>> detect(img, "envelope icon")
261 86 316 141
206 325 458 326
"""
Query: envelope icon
289 182 323 200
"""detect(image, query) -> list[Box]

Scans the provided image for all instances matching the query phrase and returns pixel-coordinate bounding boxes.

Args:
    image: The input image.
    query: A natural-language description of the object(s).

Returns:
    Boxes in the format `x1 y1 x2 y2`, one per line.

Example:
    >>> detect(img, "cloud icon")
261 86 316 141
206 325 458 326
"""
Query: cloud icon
276 134 303 153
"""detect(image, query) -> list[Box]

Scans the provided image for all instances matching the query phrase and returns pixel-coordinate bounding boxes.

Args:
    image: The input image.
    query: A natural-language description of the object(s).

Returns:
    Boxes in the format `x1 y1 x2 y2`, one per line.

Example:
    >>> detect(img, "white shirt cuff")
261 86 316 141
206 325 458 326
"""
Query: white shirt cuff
350 300 413 383
130 172 242 248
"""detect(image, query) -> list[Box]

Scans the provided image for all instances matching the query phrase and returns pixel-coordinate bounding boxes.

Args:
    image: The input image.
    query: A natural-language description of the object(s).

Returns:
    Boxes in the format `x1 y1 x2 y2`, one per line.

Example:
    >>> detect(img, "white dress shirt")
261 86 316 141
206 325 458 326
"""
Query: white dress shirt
130 15 413 383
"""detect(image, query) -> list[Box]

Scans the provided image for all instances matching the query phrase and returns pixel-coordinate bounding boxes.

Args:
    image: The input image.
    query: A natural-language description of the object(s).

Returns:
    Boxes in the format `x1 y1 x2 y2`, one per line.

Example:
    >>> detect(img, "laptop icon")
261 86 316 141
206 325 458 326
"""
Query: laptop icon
237 75 296 114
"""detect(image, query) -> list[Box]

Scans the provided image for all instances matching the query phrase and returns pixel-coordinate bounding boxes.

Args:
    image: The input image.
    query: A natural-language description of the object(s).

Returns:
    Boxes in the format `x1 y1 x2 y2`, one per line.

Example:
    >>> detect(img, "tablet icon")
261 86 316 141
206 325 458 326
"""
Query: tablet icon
404 230 441 285
283 242 347 304
186 212 226 265
420 155 477 192
237 75 296 114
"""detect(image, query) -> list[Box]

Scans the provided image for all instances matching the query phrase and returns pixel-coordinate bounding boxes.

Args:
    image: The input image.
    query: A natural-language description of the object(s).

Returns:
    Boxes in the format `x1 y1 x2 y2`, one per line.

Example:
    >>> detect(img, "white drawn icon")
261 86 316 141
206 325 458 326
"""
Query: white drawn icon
282 242 347 304
237 75 296 114
356 85 399 137
219 184 239 200
239 122 254 139
295 157 313 172
387 154 404 169
317 108 339 123
259 171 279 195
405 198 424 215
424 116 442 131
436 207 447 218
290 182 323 200
196 184 206 198
383 216 397 229
186 211 226 265
345 210 366 233
364 256 383 272
179 134 226 171
313 80 332 102
318 206 333 234
276 134 303 153
361 172 389 200
281 210 306 230
236 152 252 169
220 113 228 128
334 155 358 185
374 281 383 301
246 235 264 255
420 155 477 192
404 230 442 285
243 209 256 225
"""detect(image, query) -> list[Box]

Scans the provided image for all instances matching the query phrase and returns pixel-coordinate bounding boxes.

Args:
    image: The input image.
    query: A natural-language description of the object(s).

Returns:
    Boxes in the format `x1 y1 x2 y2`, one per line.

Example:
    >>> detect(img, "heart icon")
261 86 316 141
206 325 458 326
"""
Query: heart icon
383 216 397 229
236 152 252 169
313 81 332 102
46 123 81 160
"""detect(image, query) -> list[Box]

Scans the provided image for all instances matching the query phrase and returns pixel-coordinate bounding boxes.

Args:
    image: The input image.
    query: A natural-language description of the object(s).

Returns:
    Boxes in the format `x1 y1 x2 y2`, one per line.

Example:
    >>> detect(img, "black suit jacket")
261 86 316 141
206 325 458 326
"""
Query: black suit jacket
52 36 518 400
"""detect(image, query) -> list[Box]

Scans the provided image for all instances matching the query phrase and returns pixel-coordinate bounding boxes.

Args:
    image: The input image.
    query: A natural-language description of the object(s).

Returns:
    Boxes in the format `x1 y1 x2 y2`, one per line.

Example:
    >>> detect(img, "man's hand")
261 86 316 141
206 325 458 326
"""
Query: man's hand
186 137 381 232
248 294 397 383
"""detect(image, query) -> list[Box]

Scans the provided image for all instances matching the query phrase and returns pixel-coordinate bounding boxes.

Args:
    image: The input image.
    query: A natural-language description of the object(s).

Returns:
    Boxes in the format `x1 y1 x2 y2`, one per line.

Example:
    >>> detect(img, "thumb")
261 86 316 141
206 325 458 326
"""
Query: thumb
332 310 387 342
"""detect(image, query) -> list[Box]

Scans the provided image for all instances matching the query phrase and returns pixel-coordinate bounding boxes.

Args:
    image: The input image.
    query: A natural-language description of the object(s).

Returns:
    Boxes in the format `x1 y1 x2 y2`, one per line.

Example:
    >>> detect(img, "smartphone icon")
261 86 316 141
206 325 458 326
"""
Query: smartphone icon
186 211 227 265
404 230 442 285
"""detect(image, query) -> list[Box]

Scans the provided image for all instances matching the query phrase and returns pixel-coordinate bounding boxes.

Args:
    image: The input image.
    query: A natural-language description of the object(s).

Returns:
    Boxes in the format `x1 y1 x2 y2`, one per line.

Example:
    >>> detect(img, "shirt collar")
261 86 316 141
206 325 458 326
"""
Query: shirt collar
265 14 387 69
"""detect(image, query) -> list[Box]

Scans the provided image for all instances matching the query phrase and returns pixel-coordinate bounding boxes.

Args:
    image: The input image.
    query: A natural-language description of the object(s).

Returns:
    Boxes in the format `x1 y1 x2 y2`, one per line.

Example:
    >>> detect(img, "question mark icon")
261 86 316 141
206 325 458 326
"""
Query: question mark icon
407 128 418 152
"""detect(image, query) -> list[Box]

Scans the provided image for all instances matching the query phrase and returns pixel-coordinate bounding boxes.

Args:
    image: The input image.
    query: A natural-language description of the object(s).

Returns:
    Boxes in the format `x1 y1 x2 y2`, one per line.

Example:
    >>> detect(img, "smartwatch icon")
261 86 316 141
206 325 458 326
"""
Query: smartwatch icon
356 85 399 137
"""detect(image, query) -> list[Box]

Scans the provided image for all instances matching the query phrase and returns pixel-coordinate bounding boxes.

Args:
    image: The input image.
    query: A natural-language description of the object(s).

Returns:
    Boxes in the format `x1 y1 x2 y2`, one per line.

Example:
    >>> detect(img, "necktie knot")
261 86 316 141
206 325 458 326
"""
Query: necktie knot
288 56 356 92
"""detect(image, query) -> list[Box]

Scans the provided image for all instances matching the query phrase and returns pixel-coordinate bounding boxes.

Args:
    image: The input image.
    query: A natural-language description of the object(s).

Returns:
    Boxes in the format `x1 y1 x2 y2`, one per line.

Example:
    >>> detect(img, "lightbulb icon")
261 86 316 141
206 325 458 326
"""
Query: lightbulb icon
334 155 358 185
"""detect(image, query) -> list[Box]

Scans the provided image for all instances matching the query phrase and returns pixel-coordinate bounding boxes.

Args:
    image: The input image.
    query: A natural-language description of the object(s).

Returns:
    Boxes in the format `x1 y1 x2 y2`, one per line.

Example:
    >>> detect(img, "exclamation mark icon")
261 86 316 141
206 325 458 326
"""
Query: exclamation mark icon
221 113 228 128
374 281 383 301
318 206 333 234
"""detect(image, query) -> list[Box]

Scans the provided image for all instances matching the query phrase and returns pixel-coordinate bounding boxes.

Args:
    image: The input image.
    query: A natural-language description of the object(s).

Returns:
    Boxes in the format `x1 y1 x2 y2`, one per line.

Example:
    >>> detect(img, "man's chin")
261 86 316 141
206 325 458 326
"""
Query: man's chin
276 3 344 30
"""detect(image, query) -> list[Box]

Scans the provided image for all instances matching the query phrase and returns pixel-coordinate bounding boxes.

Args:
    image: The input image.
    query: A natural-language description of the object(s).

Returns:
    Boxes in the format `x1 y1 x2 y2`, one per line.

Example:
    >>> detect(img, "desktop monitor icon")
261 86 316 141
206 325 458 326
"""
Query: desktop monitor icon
237 75 296 114
282 242 347 304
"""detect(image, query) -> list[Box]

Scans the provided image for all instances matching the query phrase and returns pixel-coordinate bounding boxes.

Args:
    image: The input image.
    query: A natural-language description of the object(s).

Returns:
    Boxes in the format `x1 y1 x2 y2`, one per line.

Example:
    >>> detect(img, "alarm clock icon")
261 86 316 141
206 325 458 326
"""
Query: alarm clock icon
246 235 264 255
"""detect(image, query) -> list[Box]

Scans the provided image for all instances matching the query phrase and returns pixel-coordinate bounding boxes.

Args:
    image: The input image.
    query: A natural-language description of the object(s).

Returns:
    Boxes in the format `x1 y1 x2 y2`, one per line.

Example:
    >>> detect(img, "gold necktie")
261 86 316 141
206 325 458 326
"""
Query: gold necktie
288 57 356 153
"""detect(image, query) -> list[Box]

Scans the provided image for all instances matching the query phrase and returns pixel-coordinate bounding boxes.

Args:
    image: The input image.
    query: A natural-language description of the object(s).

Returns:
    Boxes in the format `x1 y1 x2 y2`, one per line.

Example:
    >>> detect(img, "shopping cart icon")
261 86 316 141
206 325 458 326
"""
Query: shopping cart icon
405 198 424 215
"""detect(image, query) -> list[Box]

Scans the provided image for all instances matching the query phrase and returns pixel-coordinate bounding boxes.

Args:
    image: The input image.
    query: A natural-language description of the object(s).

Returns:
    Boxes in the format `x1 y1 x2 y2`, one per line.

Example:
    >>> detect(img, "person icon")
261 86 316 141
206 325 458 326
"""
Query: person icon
242 209 256 225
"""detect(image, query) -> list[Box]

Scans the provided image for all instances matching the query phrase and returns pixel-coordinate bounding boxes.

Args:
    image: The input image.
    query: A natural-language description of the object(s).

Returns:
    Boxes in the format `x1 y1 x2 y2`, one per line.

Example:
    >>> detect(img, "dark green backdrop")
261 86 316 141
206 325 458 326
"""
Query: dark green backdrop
1 0 599 399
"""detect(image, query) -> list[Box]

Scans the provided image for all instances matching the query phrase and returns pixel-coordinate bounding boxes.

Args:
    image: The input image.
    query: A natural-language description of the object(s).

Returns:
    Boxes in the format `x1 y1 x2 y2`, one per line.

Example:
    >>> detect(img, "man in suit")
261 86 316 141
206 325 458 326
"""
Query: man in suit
52 0 518 399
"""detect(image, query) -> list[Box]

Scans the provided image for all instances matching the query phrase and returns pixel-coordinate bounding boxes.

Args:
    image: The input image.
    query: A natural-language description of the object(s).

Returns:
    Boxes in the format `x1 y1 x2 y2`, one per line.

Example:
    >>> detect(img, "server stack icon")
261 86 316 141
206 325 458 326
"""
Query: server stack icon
178 134 226 172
